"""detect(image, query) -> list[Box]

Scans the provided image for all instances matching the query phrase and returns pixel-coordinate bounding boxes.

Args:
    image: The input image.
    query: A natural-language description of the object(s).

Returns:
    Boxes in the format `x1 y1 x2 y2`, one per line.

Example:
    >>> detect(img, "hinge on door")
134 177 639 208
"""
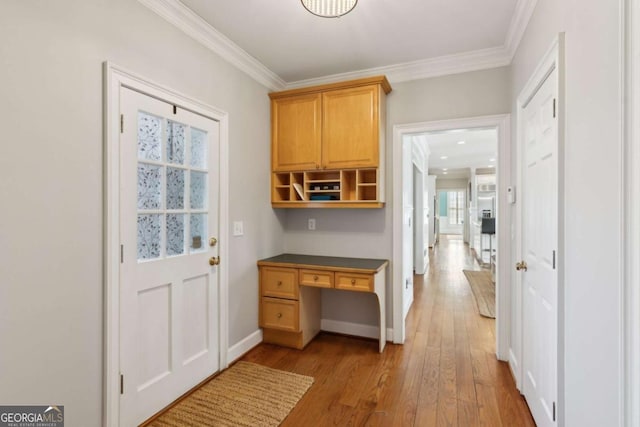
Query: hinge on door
120 245 124 263
552 250 556 269
120 114 124 133
553 98 556 118
553 401 556 421
120 374 124 395
172 105 177 115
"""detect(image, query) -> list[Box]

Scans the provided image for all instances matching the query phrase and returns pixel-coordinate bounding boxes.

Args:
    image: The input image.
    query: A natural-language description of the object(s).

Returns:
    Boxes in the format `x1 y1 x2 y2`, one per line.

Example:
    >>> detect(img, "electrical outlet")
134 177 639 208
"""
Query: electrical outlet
308 218 316 231
233 221 244 236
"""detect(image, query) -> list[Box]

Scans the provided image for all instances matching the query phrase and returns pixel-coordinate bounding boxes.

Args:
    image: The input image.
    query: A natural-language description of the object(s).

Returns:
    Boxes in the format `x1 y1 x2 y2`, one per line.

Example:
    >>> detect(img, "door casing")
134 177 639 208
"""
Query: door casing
392 113 511 361
103 62 230 426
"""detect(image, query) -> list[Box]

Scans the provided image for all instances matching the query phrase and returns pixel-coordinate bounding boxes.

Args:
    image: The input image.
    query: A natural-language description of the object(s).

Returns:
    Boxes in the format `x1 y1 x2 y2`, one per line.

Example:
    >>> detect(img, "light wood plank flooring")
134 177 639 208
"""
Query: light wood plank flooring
240 235 535 426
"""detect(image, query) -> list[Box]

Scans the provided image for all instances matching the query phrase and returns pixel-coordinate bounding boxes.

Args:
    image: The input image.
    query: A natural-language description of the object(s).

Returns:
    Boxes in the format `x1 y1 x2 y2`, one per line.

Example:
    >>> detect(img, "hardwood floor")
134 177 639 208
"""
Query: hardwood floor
240 235 535 426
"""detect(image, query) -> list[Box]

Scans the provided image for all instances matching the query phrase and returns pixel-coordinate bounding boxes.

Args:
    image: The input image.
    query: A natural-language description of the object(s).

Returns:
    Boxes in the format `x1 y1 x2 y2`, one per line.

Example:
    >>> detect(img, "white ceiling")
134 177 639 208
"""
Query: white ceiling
171 0 530 87
419 128 497 178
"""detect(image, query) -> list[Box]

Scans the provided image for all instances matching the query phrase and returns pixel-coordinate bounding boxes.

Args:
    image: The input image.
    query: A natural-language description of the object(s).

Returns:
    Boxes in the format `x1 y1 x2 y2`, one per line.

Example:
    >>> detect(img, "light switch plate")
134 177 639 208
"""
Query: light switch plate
308 218 316 231
233 221 244 236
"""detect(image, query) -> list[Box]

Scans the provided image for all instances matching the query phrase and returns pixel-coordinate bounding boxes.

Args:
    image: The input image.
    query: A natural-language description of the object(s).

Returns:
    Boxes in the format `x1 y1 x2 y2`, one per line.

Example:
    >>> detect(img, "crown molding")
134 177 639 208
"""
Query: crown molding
138 0 537 91
285 46 511 89
504 0 538 58
137 0 286 91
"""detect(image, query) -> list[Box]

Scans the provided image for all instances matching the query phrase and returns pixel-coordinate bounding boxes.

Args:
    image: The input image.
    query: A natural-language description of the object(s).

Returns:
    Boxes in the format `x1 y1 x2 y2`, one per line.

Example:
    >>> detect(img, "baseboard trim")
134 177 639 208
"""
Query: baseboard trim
227 329 262 363
321 319 393 342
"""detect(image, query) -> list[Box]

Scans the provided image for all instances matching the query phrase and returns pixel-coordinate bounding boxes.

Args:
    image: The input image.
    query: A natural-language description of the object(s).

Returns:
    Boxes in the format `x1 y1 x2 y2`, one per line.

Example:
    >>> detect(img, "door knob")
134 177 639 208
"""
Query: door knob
209 237 217 247
515 261 528 271
209 256 220 266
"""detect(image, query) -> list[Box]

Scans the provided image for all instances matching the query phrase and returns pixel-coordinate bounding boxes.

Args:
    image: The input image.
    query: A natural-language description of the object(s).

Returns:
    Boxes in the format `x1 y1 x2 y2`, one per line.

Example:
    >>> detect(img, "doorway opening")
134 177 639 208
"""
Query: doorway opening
392 114 511 362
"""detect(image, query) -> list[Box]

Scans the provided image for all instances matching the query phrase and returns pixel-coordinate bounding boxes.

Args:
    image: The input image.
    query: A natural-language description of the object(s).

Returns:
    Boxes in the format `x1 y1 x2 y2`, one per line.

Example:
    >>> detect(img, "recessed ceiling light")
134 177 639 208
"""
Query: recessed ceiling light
440 156 448 160
457 141 466 145
488 165 495 168
443 172 448 175
442 168 448 171
489 158 496 162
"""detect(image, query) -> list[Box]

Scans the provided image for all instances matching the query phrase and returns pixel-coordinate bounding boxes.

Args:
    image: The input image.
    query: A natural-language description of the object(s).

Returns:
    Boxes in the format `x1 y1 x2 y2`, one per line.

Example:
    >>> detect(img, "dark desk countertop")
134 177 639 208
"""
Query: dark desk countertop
257 253 388 273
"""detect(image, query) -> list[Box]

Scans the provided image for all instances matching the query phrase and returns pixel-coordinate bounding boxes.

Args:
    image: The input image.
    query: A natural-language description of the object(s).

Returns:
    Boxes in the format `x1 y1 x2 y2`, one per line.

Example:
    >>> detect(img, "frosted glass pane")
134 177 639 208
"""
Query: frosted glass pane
138 112 162 161
166 214 185 256
166 167 185 210
190 214 207 253
138 214 161 260
137 163 162 210
190 128 207 169
166 120 186 165
190 171 207 210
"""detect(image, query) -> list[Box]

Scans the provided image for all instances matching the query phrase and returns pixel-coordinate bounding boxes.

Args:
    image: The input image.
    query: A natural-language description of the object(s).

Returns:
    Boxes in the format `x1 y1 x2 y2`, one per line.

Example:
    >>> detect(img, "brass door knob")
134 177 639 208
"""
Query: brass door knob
209 256 220 266
515 261 528 272
209 237 218 247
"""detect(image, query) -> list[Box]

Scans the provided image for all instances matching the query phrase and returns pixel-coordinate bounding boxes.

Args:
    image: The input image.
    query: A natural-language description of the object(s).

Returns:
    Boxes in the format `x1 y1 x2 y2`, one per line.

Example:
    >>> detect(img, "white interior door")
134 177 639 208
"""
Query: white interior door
521 68 558 427
119 87 220 426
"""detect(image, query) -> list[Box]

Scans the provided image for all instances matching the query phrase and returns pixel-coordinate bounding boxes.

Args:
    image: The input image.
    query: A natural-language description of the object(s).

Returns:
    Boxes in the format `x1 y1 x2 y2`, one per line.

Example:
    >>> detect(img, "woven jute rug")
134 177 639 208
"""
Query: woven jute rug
463 270 496 318
149 362 314 427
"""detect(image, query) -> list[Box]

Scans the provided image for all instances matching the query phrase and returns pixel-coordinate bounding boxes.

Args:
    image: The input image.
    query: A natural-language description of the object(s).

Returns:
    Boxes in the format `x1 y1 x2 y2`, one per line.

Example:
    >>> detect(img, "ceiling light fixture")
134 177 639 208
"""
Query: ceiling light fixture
443 168 448 171
457 141 466 145
489 158 496 162
440 156 448 160
301 0 358 18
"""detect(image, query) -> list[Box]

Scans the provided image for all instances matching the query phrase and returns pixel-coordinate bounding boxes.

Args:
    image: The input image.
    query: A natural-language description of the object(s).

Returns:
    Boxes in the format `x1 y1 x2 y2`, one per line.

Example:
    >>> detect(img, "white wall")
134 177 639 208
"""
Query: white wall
510 1 623 425
283 67 511 330
0 0 283 423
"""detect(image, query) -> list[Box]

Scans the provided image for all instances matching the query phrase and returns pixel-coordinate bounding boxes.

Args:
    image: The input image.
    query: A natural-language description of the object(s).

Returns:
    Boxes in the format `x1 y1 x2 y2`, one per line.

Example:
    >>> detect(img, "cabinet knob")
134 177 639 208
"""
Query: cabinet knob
313 275 318 281
277 313 282 319
351 279 356 285
277 281 282 286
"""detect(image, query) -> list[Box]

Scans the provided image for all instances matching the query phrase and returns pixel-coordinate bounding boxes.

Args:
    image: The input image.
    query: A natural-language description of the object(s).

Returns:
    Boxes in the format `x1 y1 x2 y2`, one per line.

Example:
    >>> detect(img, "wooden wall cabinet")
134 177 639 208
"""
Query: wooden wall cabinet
269 76 391 208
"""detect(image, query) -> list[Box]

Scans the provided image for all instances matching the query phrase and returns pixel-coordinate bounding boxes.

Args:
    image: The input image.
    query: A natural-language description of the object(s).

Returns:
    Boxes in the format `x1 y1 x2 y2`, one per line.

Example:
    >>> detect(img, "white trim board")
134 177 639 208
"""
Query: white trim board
137 0 286 90
624 0 640 424
391 114 511 361
320 319 394 342
103 62 230 427
137 0 537 90
227 330 263 364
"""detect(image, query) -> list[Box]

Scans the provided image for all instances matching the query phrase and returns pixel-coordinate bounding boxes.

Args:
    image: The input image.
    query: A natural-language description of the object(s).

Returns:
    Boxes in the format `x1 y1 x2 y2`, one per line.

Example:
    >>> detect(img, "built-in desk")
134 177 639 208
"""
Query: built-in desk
257 254 388 353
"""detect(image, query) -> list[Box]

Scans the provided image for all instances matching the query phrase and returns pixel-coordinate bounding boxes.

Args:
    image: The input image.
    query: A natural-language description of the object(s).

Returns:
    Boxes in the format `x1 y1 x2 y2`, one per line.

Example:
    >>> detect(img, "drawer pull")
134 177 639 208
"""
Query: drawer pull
351 279 356 285
277 313 283 319
277 281 282 286
313 275 319 281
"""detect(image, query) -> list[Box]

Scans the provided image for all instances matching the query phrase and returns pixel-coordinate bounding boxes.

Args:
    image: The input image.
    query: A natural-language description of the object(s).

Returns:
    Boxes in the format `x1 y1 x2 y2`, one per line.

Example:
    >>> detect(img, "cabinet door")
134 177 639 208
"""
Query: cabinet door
322 85 379 169
271 93 322 171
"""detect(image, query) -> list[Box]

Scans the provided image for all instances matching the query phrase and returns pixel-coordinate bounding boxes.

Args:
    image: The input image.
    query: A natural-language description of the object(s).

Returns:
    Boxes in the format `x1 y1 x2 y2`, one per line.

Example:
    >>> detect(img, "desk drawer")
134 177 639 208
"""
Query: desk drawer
261 297 299 332
300 269 334 288
335 272 373 292
261 267 298 299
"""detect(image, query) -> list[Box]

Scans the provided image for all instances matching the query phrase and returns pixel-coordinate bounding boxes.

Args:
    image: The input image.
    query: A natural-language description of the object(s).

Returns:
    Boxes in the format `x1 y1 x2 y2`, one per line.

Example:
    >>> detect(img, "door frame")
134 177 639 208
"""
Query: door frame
392 113 511 361
624 0 640 424
514 34 564 415
102 62 230 426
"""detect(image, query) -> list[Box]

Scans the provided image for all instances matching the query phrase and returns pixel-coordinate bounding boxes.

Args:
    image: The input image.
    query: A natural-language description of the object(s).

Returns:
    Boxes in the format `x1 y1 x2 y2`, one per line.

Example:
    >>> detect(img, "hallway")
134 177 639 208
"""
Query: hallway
240 235 535 426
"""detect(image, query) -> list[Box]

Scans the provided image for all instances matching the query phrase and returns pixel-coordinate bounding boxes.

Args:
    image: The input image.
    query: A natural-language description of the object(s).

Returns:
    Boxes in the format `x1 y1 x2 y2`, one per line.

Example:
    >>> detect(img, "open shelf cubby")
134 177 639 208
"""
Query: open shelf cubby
272 168 382 208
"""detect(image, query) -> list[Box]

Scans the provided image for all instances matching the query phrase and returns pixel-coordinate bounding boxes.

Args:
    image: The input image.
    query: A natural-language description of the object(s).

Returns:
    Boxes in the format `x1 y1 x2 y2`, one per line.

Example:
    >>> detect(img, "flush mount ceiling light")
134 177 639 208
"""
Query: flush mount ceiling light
301 0 358 18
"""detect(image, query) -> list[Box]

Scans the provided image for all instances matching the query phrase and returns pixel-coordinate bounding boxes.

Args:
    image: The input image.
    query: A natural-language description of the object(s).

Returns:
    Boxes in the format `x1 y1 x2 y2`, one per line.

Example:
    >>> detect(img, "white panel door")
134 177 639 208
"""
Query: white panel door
119 87 220 426
521 68 558 427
